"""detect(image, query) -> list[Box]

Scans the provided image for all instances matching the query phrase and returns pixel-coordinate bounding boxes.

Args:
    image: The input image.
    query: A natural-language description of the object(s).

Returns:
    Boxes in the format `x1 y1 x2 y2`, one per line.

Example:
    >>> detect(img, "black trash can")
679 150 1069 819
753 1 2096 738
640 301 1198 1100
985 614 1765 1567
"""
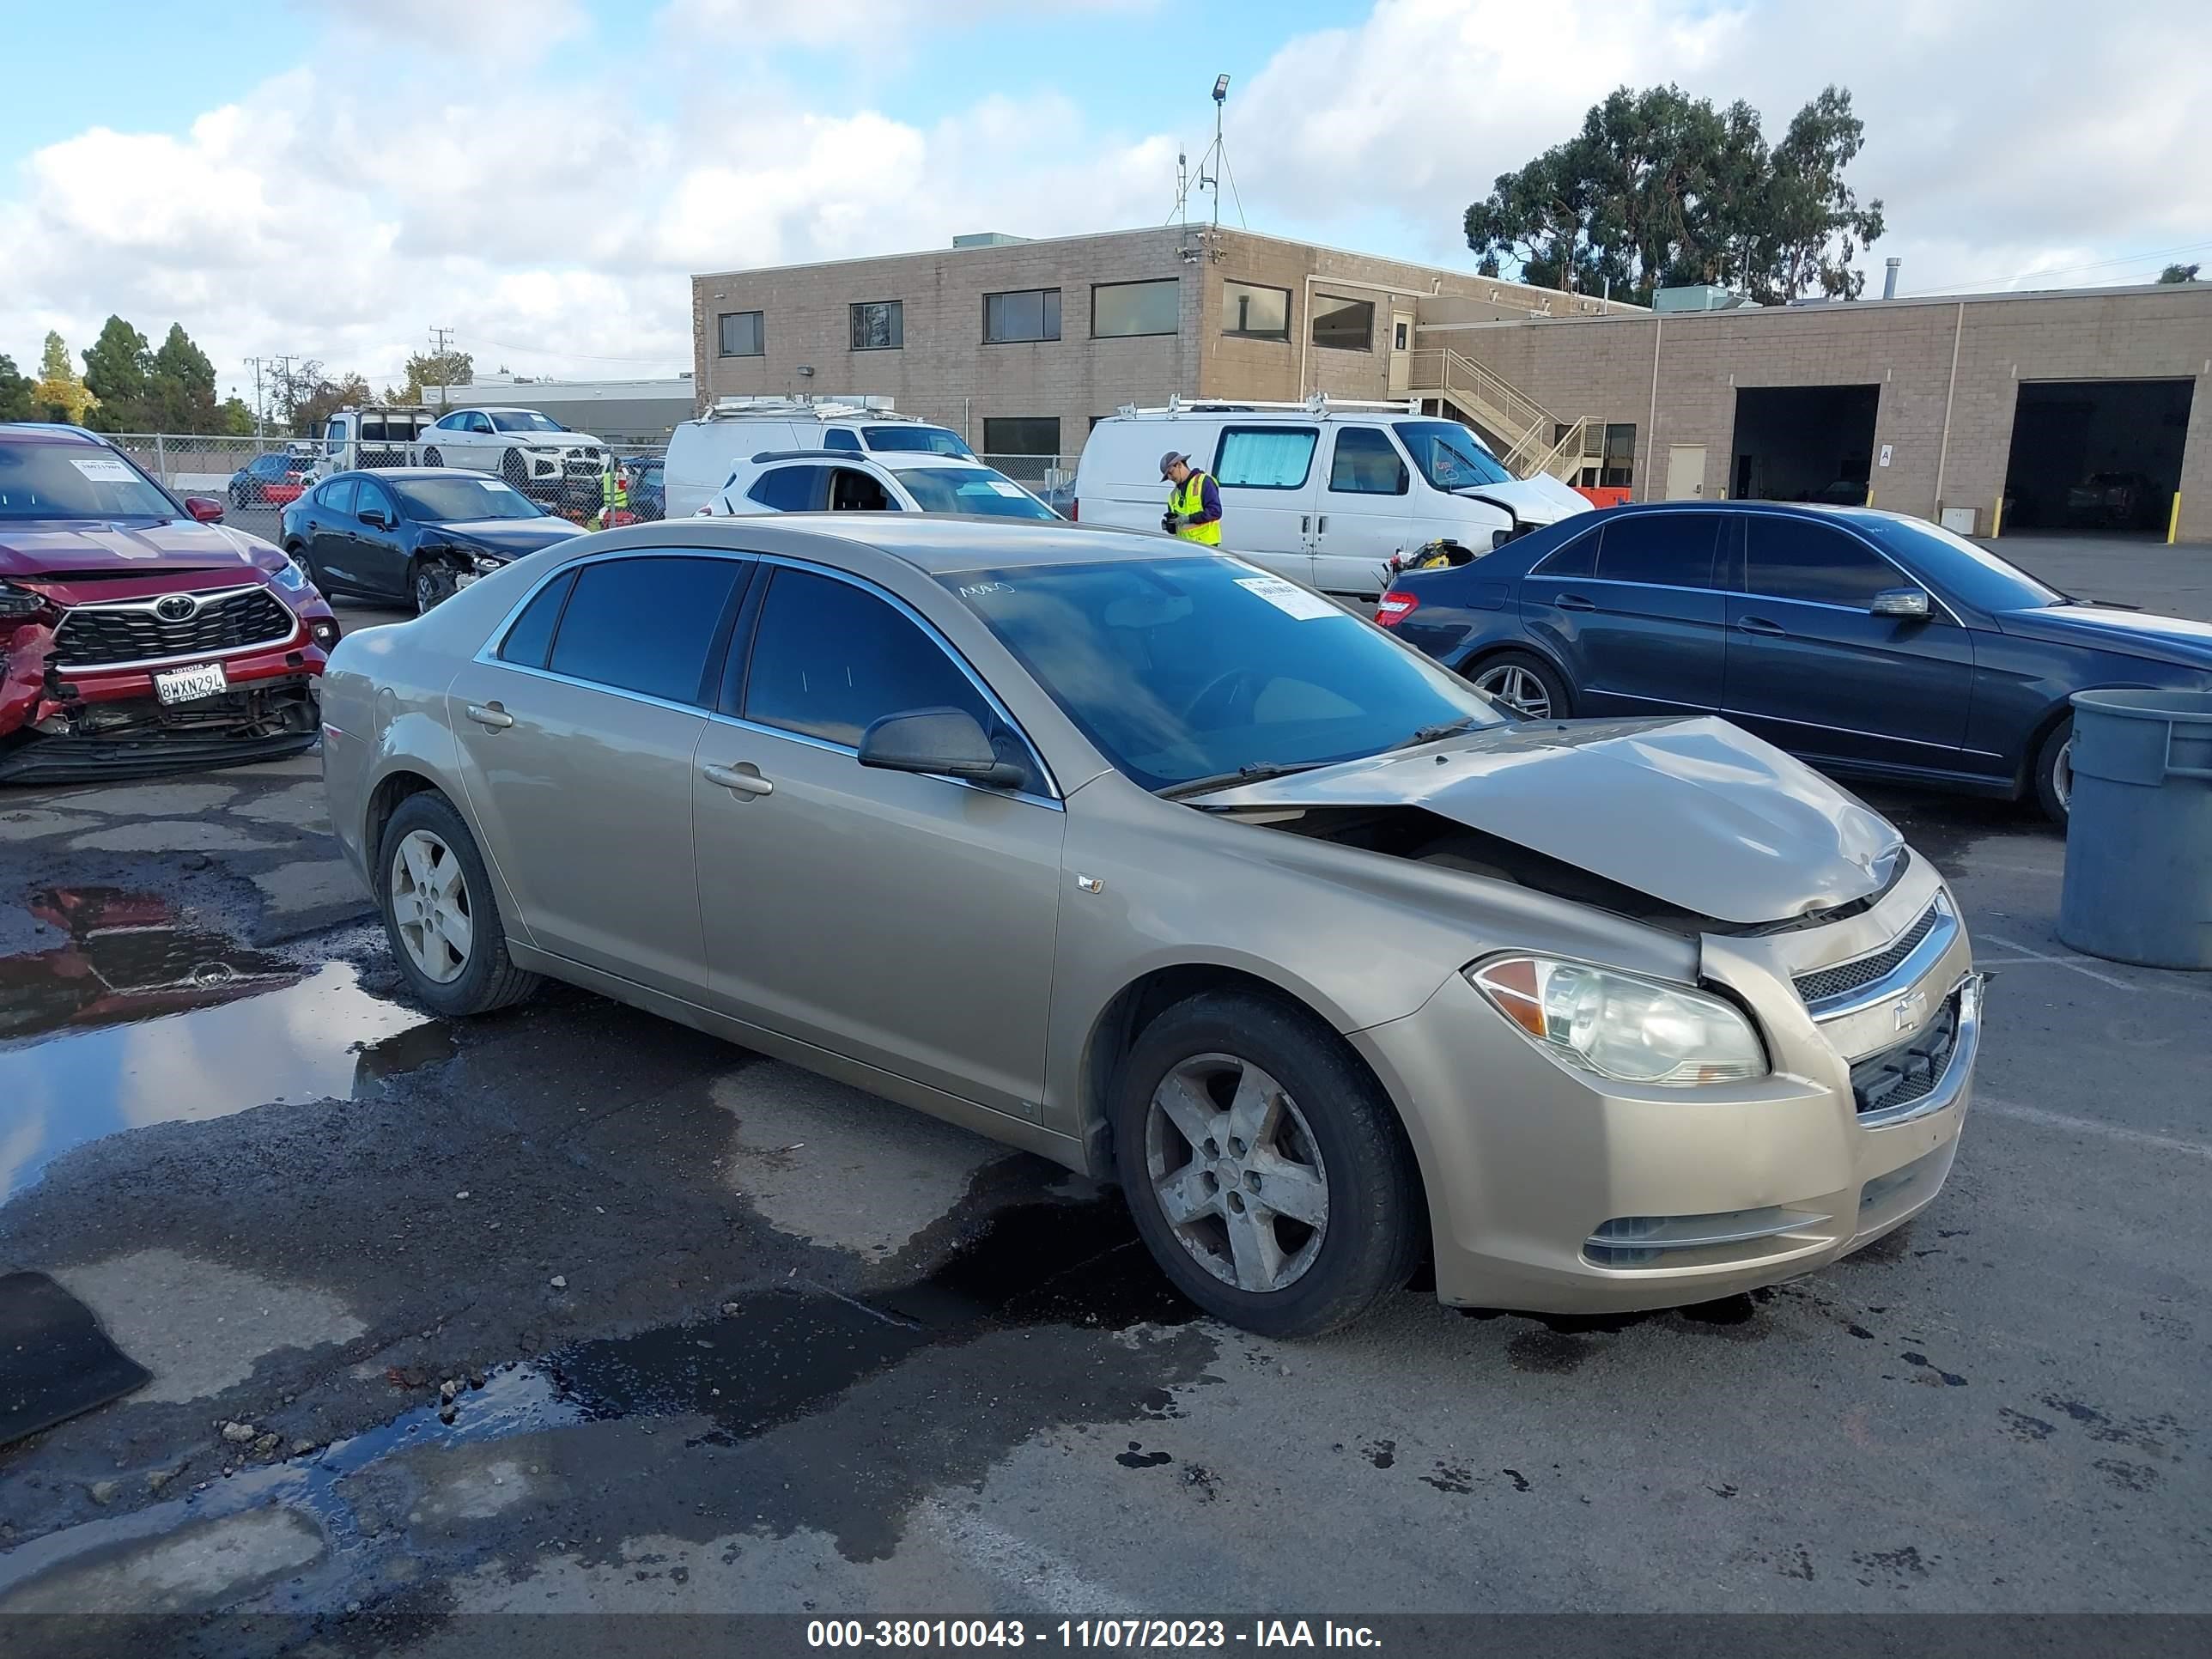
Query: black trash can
2057 689 2212 969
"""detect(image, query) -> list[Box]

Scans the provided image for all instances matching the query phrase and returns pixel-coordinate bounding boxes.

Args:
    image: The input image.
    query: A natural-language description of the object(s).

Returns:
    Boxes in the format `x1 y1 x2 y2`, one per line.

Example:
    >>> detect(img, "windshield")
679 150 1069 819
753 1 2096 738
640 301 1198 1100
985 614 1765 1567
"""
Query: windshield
1393 421 1513 490
1850 515 2068 611
389 477 549 523
899 468 1059 519
863 424 974 457
489 410 565 434
0 440 178 520
945 556 1504 793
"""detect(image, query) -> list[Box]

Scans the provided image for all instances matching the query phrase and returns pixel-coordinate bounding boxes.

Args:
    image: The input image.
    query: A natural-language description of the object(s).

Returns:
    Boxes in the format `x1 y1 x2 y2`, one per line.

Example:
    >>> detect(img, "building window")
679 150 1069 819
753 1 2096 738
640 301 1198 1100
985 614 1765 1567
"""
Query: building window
1601 422 1636 488
718 311 763 358
850 301 903 351
983 289 1061 343
981 417 1062 481
1221 280 1290 341
1310 295 1374 352
1092 278 1179 339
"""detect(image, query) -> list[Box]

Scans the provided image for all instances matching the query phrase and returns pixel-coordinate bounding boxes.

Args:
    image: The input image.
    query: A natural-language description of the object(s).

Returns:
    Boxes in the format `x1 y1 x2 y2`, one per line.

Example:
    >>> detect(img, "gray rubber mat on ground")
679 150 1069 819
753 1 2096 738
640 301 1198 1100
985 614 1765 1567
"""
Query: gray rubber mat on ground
0 1270 151 1444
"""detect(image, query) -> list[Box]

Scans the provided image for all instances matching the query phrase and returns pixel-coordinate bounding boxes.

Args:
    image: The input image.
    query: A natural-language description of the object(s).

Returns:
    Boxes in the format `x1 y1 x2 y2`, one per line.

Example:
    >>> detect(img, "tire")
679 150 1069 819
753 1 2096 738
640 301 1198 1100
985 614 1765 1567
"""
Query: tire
2033 717 2073 825
1111 991 1424 1338
410 560 455 616
1465 649 1572 720
501 448 530 489
422 446 444 467
286 541 324 594
375 792 539 1017
231 482 250 508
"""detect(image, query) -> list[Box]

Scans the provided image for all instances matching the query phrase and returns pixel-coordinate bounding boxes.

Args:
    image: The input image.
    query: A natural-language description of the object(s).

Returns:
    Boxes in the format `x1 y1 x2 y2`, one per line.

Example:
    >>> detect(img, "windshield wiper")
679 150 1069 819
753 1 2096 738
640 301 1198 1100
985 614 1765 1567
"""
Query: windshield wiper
1158 761 1332 801
1386 716 1483 753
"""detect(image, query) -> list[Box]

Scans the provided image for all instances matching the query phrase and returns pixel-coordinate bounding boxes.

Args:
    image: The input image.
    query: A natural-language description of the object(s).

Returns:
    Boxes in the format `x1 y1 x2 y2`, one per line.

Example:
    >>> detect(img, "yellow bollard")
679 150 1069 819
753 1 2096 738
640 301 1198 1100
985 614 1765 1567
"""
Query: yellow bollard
1990 494 2004 538
2170 492 2184 545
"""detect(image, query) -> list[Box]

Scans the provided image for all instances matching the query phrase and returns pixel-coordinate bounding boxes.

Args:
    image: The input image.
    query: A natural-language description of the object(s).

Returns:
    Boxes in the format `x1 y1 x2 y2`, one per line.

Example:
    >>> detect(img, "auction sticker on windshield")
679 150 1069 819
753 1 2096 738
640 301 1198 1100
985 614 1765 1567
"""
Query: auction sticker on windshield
1234 573 1341 621
986 480 1027 498
70 455 139 483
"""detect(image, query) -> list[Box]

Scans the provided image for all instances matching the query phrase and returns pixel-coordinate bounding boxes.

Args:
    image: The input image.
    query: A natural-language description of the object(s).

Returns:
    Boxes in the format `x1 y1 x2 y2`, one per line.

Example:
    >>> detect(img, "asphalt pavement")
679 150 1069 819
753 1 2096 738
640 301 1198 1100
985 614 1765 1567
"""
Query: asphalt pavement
0 546 2205 1647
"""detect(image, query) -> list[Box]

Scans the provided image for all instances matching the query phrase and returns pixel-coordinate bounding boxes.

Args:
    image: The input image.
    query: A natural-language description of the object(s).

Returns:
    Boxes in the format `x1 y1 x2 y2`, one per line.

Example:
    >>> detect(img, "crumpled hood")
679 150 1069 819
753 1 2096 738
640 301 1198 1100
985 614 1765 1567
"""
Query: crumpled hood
1993 605 2212 669
1204 715 1904 925
1 517 278 581
427 518 586 557
1455 473 1593 526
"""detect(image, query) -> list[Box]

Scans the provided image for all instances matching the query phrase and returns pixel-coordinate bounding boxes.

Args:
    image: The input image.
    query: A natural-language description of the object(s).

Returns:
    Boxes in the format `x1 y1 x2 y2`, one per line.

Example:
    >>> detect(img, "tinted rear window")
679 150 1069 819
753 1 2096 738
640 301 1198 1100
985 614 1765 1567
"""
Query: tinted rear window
748 466 822 512
547 556 745 704
1596 514 1721 586
498 570 576 669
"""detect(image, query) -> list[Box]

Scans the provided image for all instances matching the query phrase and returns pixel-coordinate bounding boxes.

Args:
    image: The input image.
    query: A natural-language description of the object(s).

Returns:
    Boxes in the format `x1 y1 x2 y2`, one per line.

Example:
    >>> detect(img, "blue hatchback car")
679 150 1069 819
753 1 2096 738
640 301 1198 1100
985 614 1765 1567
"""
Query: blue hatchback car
1377 501 2212 822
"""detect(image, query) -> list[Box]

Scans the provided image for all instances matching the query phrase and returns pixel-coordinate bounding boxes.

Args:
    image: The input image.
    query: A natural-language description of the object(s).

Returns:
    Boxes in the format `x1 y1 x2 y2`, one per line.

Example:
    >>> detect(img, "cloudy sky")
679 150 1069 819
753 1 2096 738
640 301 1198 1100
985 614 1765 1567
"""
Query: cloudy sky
3 0 2205 405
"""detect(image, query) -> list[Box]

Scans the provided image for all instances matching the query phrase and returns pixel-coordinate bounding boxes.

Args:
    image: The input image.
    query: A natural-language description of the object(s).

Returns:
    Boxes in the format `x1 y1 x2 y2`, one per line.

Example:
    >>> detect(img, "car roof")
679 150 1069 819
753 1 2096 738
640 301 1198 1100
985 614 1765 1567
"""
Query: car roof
602 514 1168 575
324 468 483 482
0 423 109 446
1578 500 1929 531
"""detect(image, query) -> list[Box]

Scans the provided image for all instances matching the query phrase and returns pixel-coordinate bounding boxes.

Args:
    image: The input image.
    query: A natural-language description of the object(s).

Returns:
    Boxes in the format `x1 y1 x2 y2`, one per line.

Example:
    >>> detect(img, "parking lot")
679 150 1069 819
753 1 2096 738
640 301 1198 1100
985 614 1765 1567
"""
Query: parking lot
0 537 2206 1643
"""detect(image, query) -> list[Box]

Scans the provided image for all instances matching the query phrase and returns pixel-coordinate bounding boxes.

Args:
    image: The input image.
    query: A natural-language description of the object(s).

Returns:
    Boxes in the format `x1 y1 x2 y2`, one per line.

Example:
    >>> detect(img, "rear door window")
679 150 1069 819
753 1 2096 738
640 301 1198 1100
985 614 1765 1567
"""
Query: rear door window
1595 514 1722 587
1529 527 1597 578
1743 518 1900 608
319 479 357 516
498 569 577 669
747 465 824 512
1214 427 1317 489
546 556 749 705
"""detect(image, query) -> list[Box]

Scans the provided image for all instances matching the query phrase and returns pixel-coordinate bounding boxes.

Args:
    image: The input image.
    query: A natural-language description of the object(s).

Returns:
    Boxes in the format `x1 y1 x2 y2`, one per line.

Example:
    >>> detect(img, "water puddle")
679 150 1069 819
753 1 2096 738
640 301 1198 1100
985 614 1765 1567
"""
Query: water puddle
0 889 449 1201
552 1195 1197 1441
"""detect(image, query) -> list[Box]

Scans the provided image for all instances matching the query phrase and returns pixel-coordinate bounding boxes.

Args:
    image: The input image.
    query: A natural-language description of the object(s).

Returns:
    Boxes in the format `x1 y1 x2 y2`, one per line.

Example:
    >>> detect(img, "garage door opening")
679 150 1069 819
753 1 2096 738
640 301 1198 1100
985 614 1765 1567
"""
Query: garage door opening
2002 379 2194 534
1729 385 1880 505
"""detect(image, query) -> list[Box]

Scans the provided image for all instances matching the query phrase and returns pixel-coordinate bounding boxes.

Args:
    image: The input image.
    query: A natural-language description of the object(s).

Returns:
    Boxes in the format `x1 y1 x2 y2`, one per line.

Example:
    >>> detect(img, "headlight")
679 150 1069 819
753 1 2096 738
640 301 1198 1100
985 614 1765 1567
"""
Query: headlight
471 554 504 574
0 580 49 617
271 557 311 592
1467 955 1767 1085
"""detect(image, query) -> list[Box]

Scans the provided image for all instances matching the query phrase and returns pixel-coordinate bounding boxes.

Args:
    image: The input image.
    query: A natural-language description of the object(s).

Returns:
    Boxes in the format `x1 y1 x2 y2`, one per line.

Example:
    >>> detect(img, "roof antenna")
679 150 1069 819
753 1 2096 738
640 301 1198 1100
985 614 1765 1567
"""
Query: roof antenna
1167 76 1242 235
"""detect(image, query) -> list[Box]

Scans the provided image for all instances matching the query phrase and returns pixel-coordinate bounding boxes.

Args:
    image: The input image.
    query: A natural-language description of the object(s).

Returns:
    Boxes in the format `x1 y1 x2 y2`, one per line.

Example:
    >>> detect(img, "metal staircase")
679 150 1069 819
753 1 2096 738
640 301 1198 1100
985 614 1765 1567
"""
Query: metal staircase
1402 348 1596 484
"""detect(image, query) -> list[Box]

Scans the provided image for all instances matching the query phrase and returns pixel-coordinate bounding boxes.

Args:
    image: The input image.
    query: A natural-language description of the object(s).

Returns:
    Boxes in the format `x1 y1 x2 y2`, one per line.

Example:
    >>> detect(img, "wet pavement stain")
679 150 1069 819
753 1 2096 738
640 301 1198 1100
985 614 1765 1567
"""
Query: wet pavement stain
0 890 447 1202
1115 1443 1173 1468
1900 1351 1969 1386
549 1195 1198 1443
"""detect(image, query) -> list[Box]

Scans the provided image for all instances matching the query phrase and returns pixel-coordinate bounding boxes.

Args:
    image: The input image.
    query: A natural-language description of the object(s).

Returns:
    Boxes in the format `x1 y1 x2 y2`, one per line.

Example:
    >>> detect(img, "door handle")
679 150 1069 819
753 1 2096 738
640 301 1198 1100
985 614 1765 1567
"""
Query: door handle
1316 515 1328 534
465 702 514 729
1735 616 1786 637
1300 515 1310 534
702 762 774 798
1555 592 1597 611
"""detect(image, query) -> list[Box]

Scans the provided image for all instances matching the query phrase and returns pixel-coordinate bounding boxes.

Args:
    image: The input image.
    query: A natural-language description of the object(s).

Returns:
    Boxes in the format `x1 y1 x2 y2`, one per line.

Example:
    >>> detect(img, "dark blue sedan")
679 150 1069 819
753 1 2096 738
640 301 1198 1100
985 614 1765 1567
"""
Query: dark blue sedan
1376 501 2212 821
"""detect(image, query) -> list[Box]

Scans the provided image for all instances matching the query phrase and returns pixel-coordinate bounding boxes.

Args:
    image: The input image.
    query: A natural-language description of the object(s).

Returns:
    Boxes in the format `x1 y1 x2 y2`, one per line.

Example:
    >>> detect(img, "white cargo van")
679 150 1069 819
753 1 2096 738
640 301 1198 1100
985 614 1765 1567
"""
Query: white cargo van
663 399 975 520
1073 398 1591 599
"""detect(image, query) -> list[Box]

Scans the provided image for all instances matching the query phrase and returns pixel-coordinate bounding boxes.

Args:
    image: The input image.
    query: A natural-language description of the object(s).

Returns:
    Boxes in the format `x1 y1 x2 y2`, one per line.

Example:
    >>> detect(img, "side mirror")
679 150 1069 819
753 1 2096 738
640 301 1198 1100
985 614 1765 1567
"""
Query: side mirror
183 496 225 524
1870 586 1931 618
359 509 387 530
859 708 1027 789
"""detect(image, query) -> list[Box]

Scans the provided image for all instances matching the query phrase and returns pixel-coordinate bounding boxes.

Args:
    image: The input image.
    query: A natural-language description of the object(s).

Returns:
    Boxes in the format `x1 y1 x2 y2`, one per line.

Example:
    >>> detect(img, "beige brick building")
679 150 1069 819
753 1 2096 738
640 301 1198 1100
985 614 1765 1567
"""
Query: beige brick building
692 228 2209 540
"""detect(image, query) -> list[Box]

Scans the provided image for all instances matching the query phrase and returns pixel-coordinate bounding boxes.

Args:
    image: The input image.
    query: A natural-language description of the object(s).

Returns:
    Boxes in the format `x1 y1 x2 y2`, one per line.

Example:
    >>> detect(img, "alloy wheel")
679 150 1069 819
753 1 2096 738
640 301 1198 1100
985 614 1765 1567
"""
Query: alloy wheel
413 567 443 615
2054 738 2073 812
388 829 471 983
1473 662 1553 719
1144 1053 1330 1295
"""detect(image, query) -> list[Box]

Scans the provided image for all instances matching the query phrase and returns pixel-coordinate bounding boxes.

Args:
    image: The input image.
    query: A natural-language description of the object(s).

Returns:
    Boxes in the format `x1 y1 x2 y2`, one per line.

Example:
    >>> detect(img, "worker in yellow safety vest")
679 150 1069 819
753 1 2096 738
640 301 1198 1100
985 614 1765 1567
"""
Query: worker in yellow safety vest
592 462 630 530
1160 451 1223 545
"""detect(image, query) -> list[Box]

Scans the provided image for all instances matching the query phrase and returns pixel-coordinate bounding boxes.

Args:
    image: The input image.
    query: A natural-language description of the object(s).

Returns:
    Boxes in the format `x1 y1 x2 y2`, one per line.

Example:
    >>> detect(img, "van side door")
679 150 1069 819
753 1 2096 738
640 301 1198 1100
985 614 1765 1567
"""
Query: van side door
1311 425 1419 599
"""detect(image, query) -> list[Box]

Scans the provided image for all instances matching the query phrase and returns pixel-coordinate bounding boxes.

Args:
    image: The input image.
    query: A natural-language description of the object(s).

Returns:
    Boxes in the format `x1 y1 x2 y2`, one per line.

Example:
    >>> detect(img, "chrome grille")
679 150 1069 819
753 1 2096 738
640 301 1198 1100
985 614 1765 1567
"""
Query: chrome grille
52 586 295 671
1794 903 1941 1006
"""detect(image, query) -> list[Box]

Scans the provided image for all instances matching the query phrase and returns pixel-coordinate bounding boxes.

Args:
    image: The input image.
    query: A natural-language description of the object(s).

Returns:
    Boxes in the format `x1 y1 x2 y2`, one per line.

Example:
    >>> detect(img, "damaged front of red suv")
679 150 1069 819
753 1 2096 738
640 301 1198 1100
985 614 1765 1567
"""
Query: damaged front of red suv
0 425 342 786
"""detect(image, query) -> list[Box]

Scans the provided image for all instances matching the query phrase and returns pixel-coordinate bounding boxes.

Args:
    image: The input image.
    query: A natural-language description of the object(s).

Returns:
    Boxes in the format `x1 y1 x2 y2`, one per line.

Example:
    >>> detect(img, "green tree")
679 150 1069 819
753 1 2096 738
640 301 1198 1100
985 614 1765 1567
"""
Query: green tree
149 323 222 432
1464 84 1884 306
0 353 33 422
33 331 98 424
2159 263 2201 283
219 395 258 435
81 314 154 431
398 346 474 405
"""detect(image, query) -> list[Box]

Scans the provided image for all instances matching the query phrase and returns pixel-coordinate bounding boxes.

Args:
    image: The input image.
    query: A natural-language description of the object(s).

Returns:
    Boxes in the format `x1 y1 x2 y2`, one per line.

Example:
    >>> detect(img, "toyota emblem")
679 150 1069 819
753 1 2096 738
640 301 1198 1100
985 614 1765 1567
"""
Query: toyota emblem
155 594 199 622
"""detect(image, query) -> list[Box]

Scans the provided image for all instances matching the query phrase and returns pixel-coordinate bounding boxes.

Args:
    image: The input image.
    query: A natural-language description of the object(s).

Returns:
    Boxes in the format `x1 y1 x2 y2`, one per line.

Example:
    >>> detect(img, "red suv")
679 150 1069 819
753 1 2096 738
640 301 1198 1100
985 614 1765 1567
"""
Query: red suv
0 424 341 784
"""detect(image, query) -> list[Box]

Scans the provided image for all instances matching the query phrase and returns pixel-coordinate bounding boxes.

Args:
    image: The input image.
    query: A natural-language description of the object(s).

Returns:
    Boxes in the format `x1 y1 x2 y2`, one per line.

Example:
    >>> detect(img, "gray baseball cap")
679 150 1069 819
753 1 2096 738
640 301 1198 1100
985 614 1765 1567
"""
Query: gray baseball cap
1159 451 1189 479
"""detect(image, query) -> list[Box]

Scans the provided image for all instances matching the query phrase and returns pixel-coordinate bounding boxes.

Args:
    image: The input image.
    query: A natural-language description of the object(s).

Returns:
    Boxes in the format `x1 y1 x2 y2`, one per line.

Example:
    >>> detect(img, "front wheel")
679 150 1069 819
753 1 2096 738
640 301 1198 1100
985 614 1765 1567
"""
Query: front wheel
1466 650 1571 720
376 792 539 1016
1113 992 1423 1337
410 560 456 616
2033 717 2073 824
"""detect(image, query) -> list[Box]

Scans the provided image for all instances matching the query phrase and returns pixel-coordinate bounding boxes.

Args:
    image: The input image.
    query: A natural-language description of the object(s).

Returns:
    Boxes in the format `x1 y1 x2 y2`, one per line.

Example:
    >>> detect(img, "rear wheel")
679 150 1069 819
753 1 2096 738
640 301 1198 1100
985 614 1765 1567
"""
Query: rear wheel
422 446 444 467
1113 992 1423 1337
376 792 538 1017
1467 650 1571 720
501 448 530 489
2033 717 2073 824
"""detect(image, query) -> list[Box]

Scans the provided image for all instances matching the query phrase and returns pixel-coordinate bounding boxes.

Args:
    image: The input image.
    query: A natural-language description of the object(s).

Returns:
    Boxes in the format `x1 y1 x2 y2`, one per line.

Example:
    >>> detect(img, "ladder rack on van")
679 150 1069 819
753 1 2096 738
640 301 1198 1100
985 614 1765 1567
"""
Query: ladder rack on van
704 396 902 422
1111 394 1419 419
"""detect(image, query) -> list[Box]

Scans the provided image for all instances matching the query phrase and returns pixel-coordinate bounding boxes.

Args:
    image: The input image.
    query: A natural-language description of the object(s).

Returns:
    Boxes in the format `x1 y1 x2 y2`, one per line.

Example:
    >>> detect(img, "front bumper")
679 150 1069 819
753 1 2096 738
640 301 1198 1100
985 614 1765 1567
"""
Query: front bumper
1354 875 1979 1314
